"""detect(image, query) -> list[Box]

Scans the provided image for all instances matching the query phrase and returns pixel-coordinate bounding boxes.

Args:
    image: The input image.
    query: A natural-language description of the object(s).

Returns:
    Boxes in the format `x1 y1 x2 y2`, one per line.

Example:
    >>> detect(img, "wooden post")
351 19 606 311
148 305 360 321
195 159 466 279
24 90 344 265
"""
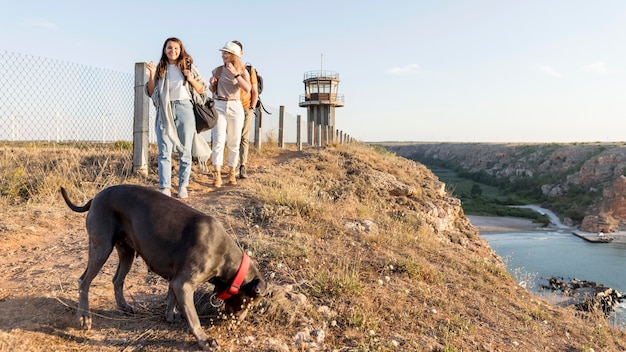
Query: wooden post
278 105 285 148
306 114 313 146
296 115 303 151
133 62 149 176
307 120 313 146
316 123 320 146
325 126 330 144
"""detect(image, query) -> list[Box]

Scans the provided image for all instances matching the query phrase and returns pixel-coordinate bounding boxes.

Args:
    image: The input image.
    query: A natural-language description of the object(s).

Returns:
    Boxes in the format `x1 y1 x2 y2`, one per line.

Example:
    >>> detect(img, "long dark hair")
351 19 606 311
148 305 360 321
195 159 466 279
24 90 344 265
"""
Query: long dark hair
156 37 193 79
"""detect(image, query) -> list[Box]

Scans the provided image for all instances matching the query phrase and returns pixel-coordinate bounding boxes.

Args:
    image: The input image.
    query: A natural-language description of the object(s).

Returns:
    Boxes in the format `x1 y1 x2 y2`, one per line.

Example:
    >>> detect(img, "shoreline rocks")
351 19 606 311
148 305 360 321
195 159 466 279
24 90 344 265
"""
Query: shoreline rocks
540 277 625 316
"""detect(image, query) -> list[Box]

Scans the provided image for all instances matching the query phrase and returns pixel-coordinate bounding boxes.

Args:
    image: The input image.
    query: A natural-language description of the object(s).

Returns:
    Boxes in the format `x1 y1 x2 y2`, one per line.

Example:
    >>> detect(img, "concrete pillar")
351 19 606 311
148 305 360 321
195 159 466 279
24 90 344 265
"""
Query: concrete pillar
132 62 149 176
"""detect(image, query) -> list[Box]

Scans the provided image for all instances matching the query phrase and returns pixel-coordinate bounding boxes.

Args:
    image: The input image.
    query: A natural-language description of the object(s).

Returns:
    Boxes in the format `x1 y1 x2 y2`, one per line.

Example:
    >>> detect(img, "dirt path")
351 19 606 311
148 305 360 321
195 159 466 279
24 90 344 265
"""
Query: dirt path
0 150 300 351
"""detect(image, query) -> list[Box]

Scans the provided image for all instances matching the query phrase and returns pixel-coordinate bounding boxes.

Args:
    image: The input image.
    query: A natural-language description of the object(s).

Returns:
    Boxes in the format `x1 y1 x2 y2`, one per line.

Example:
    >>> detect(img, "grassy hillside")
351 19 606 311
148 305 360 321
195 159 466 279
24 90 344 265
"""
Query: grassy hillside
0 142 624 351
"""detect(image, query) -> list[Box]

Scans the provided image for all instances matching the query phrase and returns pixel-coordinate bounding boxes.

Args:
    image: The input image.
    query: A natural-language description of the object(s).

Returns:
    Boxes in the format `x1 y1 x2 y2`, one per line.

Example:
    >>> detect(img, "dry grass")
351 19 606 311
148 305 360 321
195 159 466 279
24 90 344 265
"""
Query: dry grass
0 141 625 351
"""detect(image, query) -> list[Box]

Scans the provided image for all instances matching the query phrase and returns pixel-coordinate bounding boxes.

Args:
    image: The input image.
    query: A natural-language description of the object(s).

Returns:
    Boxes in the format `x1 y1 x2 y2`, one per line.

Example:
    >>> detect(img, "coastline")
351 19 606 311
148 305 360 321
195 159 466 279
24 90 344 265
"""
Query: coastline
467 215 547 233
470 214 626 329
469 215 626 243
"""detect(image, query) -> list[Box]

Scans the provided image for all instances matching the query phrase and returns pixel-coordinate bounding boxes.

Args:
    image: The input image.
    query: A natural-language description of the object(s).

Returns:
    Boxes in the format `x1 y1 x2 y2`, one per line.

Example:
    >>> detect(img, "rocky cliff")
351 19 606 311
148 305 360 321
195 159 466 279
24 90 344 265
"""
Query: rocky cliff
383 142 626 233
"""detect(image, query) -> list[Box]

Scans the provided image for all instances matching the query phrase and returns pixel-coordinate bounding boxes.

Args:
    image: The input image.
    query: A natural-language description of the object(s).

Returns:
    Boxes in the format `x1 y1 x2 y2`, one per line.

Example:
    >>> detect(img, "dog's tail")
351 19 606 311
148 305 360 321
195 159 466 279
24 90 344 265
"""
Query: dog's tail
60 187 92 213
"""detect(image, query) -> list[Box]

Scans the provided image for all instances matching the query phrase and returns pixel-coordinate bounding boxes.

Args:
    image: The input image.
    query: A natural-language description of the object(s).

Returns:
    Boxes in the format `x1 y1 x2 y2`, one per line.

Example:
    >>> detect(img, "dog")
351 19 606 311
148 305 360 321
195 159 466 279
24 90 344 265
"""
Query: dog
60 184 267 351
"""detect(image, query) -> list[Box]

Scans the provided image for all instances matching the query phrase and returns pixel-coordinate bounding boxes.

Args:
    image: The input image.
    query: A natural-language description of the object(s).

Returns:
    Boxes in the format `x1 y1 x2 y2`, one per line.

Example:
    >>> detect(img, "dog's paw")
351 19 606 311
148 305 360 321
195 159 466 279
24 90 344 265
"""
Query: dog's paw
78 313 92 330
198 337 219 351
118 302 135 315
165 311 181 323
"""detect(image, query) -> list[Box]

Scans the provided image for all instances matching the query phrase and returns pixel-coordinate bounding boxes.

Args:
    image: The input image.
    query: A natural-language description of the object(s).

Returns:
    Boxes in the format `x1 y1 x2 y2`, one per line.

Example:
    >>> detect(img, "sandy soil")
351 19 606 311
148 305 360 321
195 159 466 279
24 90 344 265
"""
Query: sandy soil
468 215 626 243
467 215 546 233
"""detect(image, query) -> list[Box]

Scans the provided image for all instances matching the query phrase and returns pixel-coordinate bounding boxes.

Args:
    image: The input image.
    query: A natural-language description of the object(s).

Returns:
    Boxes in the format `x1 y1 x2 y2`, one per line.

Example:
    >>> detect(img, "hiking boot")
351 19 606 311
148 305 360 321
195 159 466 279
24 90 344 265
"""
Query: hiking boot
213 168 222 188
239 165 248 179
228 168 237 185
160 188 171 197
178 186 188 199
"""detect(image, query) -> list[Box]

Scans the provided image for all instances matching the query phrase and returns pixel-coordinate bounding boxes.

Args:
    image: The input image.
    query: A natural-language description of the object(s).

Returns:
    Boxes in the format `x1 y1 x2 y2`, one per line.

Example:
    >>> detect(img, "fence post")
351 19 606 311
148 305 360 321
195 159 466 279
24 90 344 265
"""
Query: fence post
323 125 329 146
133 62 149 176
278 105 285 148
306 120 310 146
296 115 302 151
316 124 322 147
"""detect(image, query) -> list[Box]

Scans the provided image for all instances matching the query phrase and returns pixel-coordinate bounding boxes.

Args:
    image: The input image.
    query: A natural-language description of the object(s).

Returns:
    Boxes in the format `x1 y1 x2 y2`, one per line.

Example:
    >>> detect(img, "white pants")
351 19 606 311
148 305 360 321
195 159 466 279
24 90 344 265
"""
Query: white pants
211 100 244 168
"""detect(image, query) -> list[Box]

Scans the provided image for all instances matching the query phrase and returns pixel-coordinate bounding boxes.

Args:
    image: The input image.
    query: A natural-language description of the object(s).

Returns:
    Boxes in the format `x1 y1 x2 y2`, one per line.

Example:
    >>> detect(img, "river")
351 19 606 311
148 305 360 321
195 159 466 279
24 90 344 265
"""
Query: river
470 206 626 329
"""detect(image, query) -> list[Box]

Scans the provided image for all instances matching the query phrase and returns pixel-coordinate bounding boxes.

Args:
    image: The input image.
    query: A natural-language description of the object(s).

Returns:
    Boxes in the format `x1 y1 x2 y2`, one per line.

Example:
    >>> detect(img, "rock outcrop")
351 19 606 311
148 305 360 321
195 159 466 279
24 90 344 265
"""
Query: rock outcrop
383 142 626 232
542 277 625 316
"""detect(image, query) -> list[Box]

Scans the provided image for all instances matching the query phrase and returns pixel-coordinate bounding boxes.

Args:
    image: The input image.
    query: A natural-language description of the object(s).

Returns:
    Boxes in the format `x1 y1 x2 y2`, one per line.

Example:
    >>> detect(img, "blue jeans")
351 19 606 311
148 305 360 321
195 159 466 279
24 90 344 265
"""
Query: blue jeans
155 100 194 190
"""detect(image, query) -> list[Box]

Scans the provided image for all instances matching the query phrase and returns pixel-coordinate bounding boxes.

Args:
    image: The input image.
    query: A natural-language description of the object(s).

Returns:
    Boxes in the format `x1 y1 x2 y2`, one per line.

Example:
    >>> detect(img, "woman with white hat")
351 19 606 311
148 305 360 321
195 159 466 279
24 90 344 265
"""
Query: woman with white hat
208 41 251 187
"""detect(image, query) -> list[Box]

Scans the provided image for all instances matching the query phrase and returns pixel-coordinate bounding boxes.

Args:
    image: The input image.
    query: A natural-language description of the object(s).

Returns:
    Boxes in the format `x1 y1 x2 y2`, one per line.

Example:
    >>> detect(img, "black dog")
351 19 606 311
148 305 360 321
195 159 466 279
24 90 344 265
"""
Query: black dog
61 184 267 351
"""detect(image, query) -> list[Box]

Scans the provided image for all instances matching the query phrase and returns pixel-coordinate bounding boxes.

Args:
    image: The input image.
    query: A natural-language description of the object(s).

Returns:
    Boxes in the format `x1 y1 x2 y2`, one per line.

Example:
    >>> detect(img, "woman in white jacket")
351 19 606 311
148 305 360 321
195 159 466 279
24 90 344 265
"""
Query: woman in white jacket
146 37 210 198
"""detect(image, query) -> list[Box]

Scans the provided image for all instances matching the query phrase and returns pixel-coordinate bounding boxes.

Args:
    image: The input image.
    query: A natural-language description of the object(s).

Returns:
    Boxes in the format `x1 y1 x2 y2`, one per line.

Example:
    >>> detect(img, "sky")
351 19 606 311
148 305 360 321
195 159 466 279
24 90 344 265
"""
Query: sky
2 0 626 143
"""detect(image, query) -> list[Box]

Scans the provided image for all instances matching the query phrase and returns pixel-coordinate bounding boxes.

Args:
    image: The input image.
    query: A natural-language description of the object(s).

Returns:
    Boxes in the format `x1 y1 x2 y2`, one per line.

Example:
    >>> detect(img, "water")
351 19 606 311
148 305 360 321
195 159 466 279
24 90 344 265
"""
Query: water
483 230 626 290
481 229 626 329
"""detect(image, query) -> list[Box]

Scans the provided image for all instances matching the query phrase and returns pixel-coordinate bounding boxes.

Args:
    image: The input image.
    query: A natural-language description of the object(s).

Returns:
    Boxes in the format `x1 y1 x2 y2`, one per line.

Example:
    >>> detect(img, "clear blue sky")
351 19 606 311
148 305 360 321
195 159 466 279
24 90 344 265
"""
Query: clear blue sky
2 0 626 143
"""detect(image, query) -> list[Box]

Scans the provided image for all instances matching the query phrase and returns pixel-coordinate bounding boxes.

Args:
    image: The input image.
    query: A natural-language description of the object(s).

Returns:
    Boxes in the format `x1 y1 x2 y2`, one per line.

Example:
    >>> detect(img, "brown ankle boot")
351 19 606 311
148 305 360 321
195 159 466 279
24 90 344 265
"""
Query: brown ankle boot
213 167 222 188
228 168 237 185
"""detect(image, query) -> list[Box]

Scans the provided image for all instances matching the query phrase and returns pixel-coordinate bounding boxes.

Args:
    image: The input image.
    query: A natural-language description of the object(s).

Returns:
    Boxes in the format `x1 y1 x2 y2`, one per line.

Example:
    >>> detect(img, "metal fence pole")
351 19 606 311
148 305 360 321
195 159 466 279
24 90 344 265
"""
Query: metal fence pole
133 62 149 176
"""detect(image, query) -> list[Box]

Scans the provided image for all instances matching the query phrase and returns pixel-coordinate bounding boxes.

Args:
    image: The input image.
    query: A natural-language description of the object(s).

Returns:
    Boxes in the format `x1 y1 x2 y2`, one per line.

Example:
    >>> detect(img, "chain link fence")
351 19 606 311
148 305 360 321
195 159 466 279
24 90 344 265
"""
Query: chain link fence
1 50 310 149
0 50 149 143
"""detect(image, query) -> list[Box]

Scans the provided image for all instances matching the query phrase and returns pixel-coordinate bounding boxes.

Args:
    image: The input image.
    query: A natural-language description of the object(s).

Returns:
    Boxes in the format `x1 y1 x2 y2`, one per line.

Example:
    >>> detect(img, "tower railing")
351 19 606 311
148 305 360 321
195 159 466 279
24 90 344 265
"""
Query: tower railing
303 70 339 80
299 94 345 104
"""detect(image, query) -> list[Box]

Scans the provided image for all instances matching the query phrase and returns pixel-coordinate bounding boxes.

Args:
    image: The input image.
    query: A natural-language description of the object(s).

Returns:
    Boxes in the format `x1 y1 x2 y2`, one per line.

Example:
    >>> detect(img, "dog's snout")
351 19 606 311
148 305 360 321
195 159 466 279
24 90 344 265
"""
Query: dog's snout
254 278 268 296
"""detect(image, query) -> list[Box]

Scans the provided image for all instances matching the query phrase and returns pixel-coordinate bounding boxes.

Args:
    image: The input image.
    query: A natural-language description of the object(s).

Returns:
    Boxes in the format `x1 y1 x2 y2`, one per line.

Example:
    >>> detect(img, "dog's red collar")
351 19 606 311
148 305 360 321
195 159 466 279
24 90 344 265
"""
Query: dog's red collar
214 252 250 300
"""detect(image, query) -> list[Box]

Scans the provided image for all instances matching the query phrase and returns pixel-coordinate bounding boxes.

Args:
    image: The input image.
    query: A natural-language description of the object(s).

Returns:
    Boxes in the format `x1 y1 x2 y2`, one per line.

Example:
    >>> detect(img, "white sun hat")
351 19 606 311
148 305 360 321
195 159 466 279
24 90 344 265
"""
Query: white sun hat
219 41 242 57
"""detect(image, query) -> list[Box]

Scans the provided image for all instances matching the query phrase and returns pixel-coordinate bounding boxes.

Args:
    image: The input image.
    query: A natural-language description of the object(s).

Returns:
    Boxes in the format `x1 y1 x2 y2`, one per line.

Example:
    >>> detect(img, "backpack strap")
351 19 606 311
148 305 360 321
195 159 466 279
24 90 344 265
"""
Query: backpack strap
213 65 246 94
211 66 223 93
215 65 245 80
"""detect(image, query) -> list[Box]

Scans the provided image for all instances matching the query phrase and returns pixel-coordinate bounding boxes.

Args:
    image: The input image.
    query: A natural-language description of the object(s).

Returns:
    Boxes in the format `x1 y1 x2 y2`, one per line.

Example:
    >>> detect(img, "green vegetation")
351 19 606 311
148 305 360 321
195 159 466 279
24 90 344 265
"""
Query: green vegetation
397 143 615 225
425 164 550 224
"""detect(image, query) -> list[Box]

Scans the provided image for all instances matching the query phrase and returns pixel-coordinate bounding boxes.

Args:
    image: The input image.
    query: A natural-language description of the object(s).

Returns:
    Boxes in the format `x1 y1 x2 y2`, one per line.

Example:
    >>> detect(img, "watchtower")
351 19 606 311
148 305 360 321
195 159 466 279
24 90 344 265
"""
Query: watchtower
299 70 344 145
